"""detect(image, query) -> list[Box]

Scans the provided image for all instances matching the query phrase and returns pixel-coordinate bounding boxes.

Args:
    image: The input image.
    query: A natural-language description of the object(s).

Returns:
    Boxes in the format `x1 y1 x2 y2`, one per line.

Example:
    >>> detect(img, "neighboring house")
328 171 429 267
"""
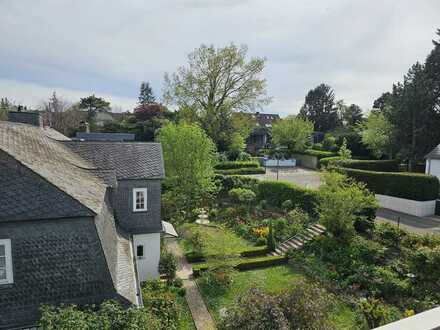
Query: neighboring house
425 144 440 179
75 132 135 142
0 112 171 329
246 112 280 153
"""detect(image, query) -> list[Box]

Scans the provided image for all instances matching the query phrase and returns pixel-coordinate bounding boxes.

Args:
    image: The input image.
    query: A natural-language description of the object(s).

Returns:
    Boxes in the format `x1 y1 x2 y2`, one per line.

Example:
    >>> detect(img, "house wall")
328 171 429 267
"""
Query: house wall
426 158 440 179
132 233 161 281
376 194 436 217
0 218 116 329
114 179 162 234
292 153 319 169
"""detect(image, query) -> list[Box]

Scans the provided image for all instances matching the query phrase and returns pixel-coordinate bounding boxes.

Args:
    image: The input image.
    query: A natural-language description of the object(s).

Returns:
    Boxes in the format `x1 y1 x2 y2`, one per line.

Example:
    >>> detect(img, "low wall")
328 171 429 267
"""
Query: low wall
376 194 436 217
264 159 296 167
292 153 318 169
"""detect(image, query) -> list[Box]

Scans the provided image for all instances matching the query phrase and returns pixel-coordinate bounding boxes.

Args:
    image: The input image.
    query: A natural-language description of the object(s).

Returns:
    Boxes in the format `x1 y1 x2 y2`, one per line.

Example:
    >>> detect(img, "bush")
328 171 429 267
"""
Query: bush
39 300 160 330
319 158 399 172
159 251 177 282
215 161 260 170
185 251 205 263
358 297 400 329
220 283 334 330
340 168 439 201
228 188 257 204
257 180 319 215
216 174 259 192
294 149 338 159
198 267 235 295
319 156 343 168
216 167 265 175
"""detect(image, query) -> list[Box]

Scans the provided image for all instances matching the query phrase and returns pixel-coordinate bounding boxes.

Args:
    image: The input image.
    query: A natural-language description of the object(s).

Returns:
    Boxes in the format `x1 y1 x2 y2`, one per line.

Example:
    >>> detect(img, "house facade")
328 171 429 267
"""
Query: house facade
425 144 440 180
246 112 280 153
0 112 167 329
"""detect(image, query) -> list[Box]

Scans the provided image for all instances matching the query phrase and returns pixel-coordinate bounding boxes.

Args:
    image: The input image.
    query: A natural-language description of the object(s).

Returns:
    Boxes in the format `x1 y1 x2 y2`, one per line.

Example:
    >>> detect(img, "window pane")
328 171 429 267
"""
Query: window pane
0 268 6 280
137 245 144 257
0 256 5 268
0 245 4 256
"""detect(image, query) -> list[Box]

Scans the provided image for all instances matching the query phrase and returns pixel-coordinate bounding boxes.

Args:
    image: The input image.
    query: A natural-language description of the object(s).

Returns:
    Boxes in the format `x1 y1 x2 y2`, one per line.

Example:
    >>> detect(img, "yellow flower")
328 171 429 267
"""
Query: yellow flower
404 309 415 318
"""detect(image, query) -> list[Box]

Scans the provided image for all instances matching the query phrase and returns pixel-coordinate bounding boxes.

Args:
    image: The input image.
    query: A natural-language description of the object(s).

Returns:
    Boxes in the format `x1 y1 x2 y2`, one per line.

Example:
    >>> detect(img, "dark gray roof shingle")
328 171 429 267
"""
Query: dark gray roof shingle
0 121 107 214
75 132 135 141
63 141 165 180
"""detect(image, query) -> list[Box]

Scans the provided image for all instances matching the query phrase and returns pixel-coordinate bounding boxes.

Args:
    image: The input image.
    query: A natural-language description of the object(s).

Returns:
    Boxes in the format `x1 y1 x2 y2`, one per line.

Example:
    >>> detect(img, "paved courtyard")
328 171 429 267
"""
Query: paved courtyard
251 166 322 189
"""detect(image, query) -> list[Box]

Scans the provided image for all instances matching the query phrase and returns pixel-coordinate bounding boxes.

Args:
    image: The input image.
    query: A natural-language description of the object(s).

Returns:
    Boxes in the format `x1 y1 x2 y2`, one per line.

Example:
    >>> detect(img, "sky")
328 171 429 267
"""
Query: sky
0 0 439 116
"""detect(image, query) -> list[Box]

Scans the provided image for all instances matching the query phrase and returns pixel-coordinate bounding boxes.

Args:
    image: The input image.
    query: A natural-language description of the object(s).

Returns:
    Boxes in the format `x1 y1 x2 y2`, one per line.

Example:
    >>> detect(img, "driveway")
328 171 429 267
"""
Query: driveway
376 208 440 235
251 167 322 189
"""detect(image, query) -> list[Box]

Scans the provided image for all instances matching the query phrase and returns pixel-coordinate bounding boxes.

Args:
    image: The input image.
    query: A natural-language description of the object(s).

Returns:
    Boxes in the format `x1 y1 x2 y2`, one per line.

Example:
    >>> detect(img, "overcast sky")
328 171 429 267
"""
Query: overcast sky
0 0 439 116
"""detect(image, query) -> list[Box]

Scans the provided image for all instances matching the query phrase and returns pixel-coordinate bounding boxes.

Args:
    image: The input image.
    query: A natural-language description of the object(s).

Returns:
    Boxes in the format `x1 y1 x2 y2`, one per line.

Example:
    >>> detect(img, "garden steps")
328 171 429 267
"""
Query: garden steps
268 223 326 257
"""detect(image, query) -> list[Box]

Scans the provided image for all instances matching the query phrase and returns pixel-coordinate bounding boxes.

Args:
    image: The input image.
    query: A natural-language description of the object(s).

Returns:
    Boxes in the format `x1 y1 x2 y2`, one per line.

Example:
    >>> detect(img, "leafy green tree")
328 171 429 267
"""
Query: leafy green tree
342 103 363 127
359 111 394 159
157 122 218 212
318 172 377 243
138 81 155 105
164 43 270 151
227 132 246 160
272 116 314 154
299 83 340 132
267 219 276 252
79 94 110 119
338 138 352 160
0 97 11 120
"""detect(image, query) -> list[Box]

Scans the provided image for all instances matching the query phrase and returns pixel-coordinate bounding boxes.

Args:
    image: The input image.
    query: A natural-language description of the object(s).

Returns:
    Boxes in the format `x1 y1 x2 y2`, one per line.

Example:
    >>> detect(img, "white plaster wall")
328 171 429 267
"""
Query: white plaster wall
376 194 436 217
426 158 440 179
133 233 161 281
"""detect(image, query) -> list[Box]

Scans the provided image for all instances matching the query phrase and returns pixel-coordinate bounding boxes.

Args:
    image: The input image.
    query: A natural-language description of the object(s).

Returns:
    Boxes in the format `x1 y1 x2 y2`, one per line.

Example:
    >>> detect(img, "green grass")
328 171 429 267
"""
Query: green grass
179 223 252 257
197 265 359 329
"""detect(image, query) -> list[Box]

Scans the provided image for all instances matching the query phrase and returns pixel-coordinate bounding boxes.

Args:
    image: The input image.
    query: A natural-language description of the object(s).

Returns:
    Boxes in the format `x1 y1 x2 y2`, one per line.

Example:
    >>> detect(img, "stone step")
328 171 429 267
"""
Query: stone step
313 223 326 231
307 227 321 236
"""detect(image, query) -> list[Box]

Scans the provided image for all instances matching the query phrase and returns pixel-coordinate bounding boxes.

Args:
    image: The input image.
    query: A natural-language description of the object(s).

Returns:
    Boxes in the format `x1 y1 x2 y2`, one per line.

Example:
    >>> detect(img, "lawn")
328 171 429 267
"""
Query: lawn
197 265 359 330
179 223 253 257
176 295 196 330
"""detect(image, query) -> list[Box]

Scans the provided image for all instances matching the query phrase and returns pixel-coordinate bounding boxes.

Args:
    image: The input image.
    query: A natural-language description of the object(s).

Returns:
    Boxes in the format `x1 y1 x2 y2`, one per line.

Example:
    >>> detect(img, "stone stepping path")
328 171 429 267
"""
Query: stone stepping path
269 223 326 256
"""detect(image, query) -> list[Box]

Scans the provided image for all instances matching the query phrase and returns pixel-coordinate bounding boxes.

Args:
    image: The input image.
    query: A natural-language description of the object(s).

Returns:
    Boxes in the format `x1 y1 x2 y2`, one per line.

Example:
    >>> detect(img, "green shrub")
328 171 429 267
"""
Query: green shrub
240 246 269 257
228 188 257 204
342 159 399 172
340 168 439 201
358 297 400 329
185 251 205 263
216 167 265 175
295 149 338 159
193 264 210 277
257 180 319 215
319 156 343 168
408 246 440 281
216 174 259 192
198 267 235 295
215 161 260 170
159 251 177 283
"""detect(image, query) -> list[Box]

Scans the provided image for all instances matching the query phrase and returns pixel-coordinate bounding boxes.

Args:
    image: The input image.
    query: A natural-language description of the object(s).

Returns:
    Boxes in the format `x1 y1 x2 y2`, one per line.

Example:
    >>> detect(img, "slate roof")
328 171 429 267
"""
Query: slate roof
75 132 135 141
0 121 107 214
0 151 94 222
255 112 280 127
63 141 165 180
426 144 440 159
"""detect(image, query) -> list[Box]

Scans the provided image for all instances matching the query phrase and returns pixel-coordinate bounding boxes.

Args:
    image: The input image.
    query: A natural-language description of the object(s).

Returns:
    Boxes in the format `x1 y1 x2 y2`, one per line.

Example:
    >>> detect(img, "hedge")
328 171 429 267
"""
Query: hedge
192 255 287 276
294 149 338 159
216 174 259 192
240 246 269 257
340 168 440 201
185 251 206 263
256 180 319 214
234 255 287 271
319 158 399 172
215 161 260 170
215 167 265 175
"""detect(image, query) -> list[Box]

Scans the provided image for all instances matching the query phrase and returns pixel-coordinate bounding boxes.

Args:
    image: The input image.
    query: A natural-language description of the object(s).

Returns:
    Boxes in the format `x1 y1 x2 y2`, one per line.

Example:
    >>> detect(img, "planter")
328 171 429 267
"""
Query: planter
376 194 436 217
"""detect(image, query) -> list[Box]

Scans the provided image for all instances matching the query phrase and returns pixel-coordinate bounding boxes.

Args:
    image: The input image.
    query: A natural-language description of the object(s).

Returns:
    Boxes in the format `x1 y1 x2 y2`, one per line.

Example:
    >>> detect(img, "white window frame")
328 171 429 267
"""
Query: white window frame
133 188 148 212
0 239 13 285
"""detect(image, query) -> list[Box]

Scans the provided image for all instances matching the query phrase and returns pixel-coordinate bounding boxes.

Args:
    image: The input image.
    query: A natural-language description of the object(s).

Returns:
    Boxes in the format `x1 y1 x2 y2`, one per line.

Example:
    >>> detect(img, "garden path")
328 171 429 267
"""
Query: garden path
165 238 216 330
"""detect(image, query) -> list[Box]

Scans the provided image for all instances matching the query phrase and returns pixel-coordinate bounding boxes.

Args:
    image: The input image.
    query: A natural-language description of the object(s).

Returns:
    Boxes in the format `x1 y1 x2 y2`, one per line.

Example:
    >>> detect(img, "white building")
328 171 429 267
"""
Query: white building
425 144 440 179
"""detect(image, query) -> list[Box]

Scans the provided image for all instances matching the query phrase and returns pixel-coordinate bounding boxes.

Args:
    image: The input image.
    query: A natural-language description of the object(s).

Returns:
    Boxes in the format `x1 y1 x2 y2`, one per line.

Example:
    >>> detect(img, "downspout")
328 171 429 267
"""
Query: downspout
130 236 144 307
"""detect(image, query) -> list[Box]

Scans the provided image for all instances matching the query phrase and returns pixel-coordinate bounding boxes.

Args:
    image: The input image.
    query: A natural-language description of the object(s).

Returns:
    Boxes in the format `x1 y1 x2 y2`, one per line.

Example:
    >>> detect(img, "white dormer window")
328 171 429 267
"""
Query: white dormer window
133 188 148 212
0 239 13 285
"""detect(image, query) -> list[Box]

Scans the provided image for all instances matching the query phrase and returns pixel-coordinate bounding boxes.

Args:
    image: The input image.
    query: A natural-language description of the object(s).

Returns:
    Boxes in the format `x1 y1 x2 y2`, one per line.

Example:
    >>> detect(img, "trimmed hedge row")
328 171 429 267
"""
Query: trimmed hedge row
240 246 269 257
185 251 206 263
256 180 319 214
216 174 259 192
295 149 338 159
319 158 399 172
215 167 265 175
340 168 439 201
192 255 287 276
215 161 260 170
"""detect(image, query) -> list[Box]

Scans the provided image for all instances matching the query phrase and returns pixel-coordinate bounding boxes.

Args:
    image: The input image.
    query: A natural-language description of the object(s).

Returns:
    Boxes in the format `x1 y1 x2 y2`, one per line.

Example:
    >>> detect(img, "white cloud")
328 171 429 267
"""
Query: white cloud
0 0 439 116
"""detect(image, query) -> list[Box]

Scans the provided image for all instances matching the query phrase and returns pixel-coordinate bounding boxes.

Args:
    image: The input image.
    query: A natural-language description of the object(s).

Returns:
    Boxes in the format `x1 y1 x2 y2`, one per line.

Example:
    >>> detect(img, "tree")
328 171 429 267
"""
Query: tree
359 111 394 159
373 92 392 111
271 116 314 154
134 103 166 121
138 81 155 105
318 172 377 243
79 94 110 119
338 138 352 160
40 91 69 129
0 97 11 120
299 83 340 132
342 103 363 127
164 43 270 151
424 29 440 113
157 122 218 212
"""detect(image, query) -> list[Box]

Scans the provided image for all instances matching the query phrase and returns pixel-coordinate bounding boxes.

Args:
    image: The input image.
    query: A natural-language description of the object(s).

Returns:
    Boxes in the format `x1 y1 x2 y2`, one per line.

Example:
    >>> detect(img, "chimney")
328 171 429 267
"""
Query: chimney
8 111 43 127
